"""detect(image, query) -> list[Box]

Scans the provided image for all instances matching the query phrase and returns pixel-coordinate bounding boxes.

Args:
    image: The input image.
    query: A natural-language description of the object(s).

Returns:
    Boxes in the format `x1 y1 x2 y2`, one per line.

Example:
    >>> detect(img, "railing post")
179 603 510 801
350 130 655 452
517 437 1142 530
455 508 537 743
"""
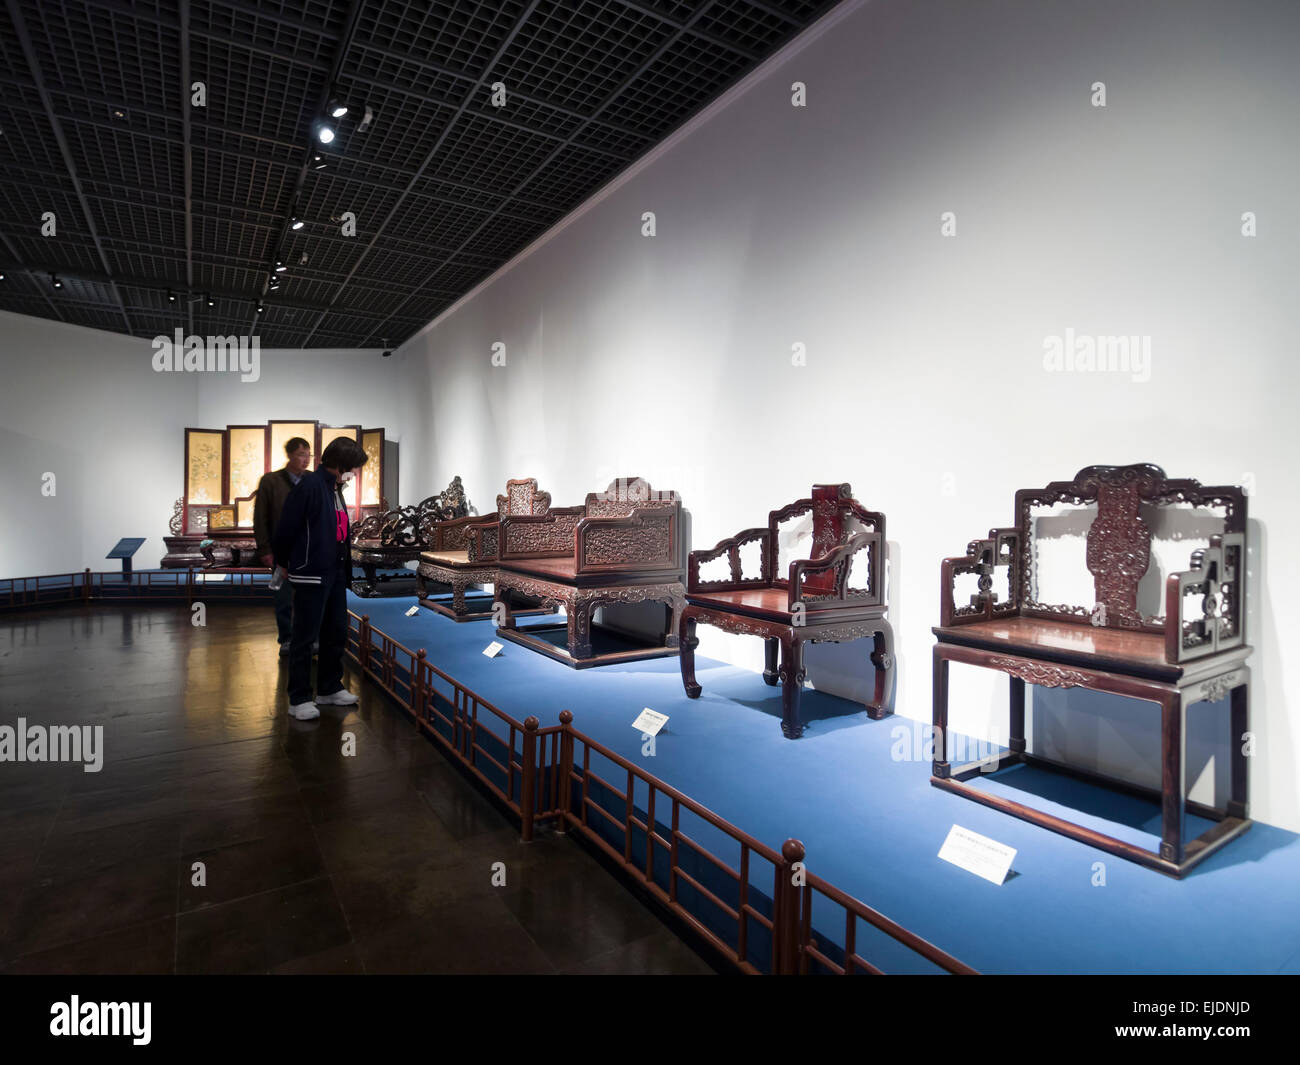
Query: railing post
82 568 91 603
520 716 539 843
358 615 371 670
557 710 574 835
773 838 805 975
413 649 427 724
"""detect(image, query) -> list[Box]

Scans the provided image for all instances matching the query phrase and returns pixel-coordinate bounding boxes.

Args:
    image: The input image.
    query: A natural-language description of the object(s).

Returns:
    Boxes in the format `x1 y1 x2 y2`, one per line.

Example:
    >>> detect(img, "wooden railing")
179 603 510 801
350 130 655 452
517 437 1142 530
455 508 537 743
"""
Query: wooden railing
343 610 976 975
0 568 274 610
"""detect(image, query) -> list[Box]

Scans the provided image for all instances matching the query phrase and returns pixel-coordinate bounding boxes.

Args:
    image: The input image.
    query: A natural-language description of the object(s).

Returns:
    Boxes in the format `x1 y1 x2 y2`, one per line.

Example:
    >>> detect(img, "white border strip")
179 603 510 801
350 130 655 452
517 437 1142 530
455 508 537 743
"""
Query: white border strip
397 0 869 352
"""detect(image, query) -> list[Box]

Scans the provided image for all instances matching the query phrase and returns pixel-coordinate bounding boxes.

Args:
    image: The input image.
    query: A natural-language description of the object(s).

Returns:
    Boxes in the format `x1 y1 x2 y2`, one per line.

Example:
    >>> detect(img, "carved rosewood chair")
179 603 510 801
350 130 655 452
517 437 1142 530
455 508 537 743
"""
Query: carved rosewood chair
350 476 468 596
679 483 892 739
416 477 558 622
493 477 686 668
932 463 1250 877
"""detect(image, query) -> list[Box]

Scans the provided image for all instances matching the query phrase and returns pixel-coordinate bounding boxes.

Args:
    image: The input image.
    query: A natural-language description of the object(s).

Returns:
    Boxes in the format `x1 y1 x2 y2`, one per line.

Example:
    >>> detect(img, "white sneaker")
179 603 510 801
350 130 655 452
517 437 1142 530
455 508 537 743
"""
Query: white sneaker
288 701 320 720
316 689 359 706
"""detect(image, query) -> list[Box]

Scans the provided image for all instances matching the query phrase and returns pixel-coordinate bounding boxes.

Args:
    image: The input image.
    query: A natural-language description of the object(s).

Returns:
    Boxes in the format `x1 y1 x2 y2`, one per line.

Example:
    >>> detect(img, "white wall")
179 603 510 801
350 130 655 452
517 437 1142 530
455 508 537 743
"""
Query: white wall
0 309 398 571
394 0 1300 830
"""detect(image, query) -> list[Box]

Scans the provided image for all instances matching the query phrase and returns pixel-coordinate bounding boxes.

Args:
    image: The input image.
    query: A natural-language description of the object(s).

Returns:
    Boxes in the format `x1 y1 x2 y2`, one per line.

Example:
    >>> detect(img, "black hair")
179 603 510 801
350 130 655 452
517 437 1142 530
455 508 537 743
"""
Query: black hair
320 437 368 471
284 436 311 455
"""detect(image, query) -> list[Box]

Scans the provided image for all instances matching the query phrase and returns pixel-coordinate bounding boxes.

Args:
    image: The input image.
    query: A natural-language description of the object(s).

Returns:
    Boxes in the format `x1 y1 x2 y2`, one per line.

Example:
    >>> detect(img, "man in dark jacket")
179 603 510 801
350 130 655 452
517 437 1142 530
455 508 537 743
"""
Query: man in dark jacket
272 437 368 721
254 436 312 653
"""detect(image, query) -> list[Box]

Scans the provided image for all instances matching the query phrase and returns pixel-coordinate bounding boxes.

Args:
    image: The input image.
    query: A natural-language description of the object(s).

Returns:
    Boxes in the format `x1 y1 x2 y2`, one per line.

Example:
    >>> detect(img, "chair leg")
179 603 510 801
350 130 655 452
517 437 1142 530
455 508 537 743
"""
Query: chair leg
1009 675 1026 754
1160 690 1187 864
568 599 592 661
778 634 806 739
451 577 466 616
932 648 951 778
1228 673 1249 820
866 620 895 719
680 612 701 698
763 638 779 686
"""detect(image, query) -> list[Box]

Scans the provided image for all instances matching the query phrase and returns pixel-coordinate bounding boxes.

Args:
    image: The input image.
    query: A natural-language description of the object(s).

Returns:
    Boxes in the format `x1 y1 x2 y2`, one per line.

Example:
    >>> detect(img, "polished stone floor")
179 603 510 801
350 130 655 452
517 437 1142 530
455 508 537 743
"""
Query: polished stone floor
0 604 716 974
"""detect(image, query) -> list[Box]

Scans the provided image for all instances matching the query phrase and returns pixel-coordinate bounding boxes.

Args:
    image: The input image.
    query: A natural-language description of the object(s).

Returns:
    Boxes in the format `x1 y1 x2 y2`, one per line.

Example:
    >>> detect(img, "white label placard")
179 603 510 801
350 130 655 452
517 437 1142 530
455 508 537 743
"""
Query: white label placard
631 708 668 736
937 825 1017 885
482 641 504 658
404 605 420 617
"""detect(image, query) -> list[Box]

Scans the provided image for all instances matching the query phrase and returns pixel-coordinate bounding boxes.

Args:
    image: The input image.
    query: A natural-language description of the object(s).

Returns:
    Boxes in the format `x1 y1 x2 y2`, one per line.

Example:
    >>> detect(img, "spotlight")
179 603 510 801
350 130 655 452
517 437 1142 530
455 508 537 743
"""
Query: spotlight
167 289 176 302
275 261 287 273
256 301 264 314
315 120 335 145
311 154 327 171
357 105 374 133
0 271 5 281
327 98 349 119
291 216 304 230
381 337 391 358
269 276 281 292
50 272 62 289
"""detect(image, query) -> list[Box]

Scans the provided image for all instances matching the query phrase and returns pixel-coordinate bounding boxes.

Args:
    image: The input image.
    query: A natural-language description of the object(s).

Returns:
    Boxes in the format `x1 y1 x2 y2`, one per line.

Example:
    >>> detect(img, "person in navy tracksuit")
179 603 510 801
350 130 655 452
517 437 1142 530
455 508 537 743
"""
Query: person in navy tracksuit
272 436 369 721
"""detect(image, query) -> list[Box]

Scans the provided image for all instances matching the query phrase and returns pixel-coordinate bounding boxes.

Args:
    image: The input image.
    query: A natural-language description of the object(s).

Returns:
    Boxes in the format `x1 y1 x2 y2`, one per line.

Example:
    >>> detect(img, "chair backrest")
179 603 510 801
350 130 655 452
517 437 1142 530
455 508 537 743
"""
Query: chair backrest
497 478 551 517
768 483 883 589
1014 464 1246 632
583 476 681 518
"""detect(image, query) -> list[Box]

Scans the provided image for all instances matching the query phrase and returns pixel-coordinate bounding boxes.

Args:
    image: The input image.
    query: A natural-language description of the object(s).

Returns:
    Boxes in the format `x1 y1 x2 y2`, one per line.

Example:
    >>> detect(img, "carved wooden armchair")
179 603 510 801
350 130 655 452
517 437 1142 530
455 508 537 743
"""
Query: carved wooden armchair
416 477 557 622
493 476 686 667
679 483 891 739
350 476 469 596
932 463 1250 876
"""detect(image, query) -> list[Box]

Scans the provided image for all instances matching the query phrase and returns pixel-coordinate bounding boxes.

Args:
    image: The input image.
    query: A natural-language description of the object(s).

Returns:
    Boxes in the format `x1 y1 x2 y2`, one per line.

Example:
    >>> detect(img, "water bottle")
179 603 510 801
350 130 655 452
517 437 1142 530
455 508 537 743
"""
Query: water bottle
268 566 287 590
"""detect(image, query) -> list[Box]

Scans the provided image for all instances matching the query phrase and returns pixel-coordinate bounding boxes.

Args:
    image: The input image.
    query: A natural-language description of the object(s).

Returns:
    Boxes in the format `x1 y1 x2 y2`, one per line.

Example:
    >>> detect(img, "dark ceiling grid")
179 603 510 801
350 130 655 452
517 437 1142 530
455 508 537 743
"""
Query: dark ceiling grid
0 0 836 346
296 0 547 345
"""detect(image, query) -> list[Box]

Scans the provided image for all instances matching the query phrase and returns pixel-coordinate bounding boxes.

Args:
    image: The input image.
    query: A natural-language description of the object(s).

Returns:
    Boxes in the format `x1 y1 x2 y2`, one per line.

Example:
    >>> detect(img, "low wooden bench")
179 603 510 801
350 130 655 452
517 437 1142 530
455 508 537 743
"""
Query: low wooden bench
416 477 557 622
679 483 893 740
932 463 1251 877
350 476 467 596
493 477 686 668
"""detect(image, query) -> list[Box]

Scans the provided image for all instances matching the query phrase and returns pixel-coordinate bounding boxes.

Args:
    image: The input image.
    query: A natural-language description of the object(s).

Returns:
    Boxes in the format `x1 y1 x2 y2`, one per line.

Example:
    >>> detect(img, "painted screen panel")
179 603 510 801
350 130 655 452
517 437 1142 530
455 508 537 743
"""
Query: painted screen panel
361 430 383 507
186 430 224 506
320 426 360 510
228 427 267 503
269 422 316 475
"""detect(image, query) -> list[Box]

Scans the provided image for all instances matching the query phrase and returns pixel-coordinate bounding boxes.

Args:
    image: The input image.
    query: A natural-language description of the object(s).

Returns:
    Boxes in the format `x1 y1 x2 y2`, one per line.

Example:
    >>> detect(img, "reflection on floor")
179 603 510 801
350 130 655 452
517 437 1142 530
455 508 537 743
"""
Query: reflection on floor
0 604 717 975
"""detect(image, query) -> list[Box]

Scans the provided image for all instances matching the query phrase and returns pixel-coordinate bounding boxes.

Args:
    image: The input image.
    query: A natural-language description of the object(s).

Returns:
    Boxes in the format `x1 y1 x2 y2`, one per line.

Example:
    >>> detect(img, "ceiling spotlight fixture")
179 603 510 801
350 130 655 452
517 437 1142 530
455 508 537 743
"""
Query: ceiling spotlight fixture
50 272 62 289
206 292 214 307
291 216 304 230
167 288 176 302
357 105 374 133
275 261 287 273
327 98 349 119
256 301 264 314
315 119 335 145
268 276 281 292
0 271 5 281
299 252 308 264
311 154 327 171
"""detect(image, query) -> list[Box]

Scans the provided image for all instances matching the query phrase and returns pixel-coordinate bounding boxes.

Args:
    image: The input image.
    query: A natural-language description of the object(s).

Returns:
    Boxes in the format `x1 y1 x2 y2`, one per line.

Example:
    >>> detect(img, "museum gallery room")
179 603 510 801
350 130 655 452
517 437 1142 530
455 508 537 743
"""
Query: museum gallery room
0 0 1297 990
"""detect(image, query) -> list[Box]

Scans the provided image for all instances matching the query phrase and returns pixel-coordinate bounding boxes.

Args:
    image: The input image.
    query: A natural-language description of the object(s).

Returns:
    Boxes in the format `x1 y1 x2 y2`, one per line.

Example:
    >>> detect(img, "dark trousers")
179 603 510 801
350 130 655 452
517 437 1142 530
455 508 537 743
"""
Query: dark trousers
273 580 294 643
287 564 348 705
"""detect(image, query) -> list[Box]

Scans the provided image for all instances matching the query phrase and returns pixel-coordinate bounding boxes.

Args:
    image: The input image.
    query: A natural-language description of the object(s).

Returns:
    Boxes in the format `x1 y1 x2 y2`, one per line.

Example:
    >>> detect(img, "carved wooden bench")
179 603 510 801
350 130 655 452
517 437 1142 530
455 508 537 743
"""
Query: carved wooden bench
350 476 468 596
416 477 558 623
679 483 892 739
493 477 686 668
932 463 1250 877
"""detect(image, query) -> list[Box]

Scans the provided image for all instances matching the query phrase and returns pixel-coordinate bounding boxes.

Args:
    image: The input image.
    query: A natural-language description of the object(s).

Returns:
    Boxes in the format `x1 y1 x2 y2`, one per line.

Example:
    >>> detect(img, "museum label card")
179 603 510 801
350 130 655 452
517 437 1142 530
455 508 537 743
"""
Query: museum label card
938 825 1016 885
404 605 420 617
482 641 504 658
631 708 668 736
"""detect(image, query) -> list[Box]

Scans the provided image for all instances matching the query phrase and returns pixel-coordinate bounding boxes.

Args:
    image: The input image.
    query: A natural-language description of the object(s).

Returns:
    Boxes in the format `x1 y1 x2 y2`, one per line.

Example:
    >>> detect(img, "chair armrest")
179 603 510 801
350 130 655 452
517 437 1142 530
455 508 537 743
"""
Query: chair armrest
500 507 583 559
465 517 500 563
687 527 771 591
576 507 682 574
939 528 1019 626
1164 532 1246 663
787 531 883 610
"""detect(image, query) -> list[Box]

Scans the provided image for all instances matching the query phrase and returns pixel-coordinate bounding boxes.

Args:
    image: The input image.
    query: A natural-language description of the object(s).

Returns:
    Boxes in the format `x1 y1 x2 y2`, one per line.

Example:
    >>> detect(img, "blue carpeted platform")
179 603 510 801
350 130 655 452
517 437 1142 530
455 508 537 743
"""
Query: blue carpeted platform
346 591 1300 974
